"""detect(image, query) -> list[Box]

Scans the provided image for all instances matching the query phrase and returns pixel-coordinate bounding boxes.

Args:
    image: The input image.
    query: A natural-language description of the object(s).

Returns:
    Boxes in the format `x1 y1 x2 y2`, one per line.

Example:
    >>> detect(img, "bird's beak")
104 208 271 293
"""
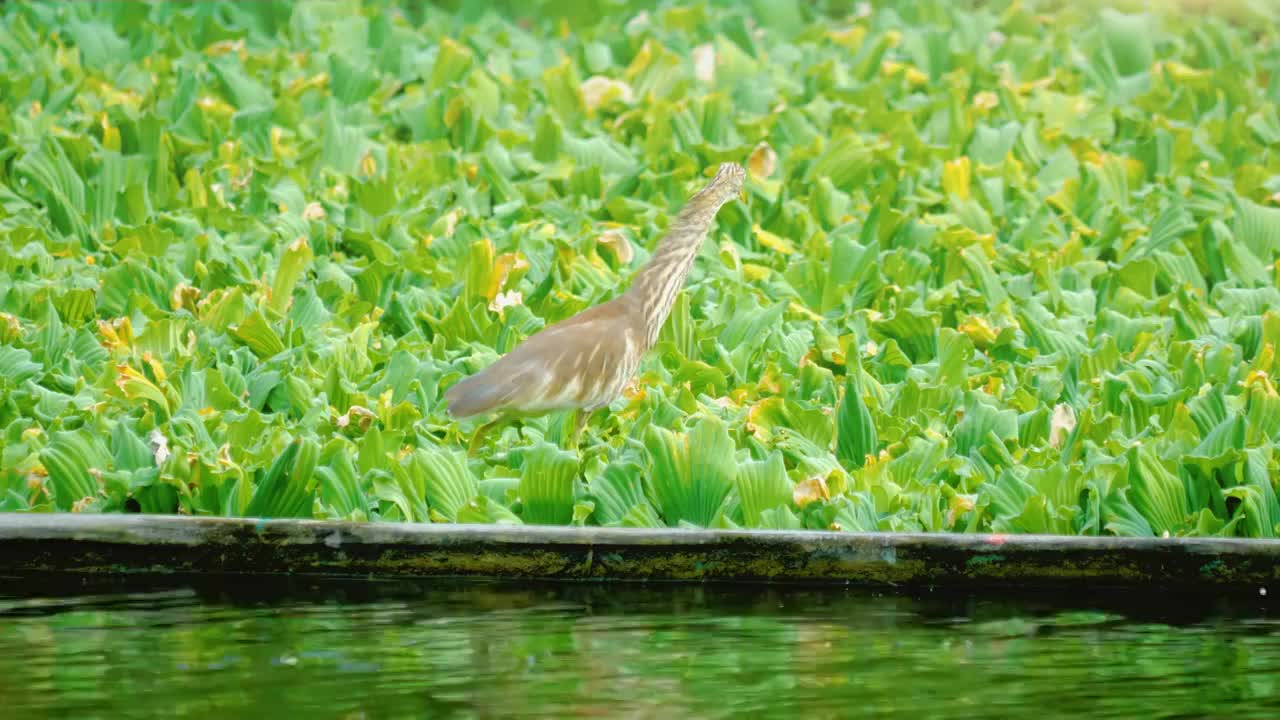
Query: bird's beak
739 189 748 204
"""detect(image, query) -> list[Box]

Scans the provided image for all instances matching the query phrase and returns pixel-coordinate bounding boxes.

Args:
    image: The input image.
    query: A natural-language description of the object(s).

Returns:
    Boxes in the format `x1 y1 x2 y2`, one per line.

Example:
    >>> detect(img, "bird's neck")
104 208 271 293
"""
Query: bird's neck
624 186 734 350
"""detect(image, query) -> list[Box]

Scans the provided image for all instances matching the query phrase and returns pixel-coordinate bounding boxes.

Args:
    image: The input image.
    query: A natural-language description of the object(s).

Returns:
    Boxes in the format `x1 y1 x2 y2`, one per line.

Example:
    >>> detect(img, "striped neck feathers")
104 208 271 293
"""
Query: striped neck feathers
625 164 745 349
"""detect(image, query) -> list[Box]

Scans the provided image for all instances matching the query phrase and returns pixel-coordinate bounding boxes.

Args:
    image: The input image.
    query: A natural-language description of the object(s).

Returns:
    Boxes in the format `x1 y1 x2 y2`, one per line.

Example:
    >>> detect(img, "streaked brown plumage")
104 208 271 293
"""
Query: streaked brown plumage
445 162 746 442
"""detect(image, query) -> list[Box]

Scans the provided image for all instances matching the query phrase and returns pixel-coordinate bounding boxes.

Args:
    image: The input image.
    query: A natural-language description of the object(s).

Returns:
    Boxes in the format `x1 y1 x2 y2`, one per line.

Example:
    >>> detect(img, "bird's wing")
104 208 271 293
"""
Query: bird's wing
444 299 635 418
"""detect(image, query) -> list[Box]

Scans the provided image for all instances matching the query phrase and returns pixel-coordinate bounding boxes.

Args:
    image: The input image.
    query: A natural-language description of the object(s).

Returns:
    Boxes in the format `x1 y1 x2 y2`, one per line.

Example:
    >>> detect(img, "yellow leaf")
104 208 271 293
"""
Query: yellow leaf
756 368 785 395
302 202 326 220
1248 344 1276 381
88 79 141 109
486 251 528 301
942 156 971 200
793 476 831 509
184 167 207 208
196 95 235 115
753 224 796 254
624 39 656 81
745 396 787 436
285 72 329 97
141 351 167 384
1045 180 1098 237
789 301 823 322
597 230 635 265
972 91 998 111
1160 61 1211 88
983 376 1003 396
444 94 465 128
98 317 134 352
904 66 928 86
0 313 20 343
748 142 778 180
204 39 245 57
270 126 295 159
958 315 998 348
946 494 976 528
743 263 772 281
580 75 634 111
827 26 867 50
100 113 120 153
114 364 171 416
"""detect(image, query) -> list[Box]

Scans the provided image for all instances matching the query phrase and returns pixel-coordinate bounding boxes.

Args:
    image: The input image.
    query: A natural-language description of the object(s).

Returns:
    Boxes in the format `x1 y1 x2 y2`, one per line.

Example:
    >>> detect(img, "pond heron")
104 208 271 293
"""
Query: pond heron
445 162 747 451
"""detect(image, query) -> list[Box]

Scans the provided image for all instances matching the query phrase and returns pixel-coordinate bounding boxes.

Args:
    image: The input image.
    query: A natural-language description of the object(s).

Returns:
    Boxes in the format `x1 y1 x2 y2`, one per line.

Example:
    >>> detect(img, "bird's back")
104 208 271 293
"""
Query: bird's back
444 294 643 419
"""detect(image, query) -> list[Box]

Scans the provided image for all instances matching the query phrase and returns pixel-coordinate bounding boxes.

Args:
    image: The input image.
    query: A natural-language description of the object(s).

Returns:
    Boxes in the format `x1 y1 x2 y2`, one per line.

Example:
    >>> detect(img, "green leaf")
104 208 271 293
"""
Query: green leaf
65 19 129 70
374 463 429 524
542 58 585 124
836 361 878 470
1123 201 1195 262
829 493 881 533
0 346 41 385
757 506 804 530
1233 196 1280 261
39 429 112 510
457 495 524 525
13 140 91 243
314 442 370 520
411 446 477 522
232 309 286 359
1105 491 1156 537
952 394 1018 458
644 414 736 528
806 134 876 191
735 451 792 528
429 37 474 90
518 442 578 525
588 460 653 526
1100 11 1154 76
1126 444 1190 535
245 436 319 518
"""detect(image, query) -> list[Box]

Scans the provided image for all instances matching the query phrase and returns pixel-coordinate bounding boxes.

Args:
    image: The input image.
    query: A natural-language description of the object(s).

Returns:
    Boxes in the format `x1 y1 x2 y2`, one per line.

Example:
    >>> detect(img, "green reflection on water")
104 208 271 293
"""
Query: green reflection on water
1 579 1277 719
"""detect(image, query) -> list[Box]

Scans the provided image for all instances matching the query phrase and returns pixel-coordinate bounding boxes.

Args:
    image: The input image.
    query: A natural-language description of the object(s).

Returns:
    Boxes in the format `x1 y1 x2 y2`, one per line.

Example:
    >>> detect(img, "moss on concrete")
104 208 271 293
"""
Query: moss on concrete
1 515 1277 591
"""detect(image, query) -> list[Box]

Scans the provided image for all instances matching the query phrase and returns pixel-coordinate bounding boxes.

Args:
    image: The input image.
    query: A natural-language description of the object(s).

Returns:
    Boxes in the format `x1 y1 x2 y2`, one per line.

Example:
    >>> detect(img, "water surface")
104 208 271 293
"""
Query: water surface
1 576 1277 718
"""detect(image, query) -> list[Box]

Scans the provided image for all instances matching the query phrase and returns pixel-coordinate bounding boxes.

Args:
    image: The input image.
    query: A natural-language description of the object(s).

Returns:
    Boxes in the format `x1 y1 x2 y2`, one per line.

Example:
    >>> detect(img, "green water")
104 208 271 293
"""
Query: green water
1 578 1278 719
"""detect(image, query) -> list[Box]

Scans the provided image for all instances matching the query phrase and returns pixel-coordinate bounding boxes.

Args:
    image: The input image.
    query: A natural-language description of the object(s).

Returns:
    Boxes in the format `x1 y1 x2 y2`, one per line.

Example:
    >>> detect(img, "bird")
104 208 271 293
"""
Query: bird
445 161 747 453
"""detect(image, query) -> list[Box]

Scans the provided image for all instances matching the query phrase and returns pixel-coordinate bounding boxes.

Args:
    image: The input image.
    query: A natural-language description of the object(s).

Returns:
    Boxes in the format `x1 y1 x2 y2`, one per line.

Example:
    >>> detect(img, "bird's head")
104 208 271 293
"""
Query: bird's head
707 162 747 204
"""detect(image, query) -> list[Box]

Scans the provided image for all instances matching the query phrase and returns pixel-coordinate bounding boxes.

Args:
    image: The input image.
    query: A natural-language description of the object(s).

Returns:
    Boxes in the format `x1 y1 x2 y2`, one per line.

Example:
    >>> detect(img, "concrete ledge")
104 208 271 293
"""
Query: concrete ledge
1 514 1278 590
